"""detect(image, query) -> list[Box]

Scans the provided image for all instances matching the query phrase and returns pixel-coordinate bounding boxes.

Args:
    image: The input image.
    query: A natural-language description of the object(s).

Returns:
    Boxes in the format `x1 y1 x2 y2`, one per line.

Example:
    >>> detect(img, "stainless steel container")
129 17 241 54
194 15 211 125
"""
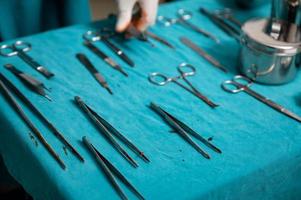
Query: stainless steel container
239 18 301 84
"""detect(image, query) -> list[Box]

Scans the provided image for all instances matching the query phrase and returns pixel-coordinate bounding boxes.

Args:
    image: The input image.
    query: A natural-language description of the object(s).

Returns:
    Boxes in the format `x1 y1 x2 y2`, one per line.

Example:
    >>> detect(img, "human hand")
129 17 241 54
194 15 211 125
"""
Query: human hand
115 0 159 32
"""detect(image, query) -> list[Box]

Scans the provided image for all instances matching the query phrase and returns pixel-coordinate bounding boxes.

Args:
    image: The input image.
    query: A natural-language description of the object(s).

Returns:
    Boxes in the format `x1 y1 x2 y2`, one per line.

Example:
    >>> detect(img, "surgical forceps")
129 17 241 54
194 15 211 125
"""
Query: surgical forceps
74 96 150 168
150 102 221 159
200 8 241 41
213 8 242 28
222 75 301 123
148 63 218 108
0 74 85 169
0 41 54 78
158 9 220 43
83 30 135 67
82 136 145 200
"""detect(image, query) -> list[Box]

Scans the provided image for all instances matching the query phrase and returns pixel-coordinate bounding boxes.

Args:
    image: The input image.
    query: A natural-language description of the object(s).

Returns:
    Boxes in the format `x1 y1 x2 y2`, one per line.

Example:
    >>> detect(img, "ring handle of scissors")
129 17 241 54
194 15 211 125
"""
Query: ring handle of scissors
83 30 101 42
157 16 176 27
0 41 31 57
13 41 31 52
148 72 172 86
0 44 17 57
177 9 192 21
178 63 196 77
221 75 253 93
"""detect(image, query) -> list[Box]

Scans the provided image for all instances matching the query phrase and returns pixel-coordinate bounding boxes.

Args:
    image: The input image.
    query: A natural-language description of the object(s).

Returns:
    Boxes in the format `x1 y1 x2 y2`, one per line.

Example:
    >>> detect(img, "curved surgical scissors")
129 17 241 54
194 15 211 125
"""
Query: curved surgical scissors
157 9 219 43
222 75 301 123
149 63 218 108
0 41 54 78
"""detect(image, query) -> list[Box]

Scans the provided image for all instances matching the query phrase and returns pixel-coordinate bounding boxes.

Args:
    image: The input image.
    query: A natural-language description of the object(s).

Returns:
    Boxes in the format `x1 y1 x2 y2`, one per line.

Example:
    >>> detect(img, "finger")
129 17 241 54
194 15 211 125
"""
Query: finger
115 0 137 32
136 0 159 31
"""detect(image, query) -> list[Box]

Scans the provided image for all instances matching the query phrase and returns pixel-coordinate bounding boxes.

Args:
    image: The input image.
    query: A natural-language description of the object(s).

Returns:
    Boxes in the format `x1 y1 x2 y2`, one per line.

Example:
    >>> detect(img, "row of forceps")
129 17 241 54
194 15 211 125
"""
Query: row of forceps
158 9 220 43
148 63 219 108
0 41 54 78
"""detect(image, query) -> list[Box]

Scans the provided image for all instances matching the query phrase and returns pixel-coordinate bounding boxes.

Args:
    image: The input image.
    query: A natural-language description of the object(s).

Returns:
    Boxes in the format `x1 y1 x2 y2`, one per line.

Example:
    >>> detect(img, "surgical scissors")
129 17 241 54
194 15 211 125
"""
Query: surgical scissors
83 30 135 67
222 75 301 123
158 9 219 43
149 63 218 108
0 41 54 78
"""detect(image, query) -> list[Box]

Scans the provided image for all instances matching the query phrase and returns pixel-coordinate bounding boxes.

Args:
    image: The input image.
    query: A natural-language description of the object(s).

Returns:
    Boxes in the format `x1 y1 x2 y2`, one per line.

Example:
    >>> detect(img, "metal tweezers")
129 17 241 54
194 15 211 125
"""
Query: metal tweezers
0 74 85 169
4 64 52 101
83 136 145 200
200 7 241 41
74 96 150 167
150 102 221 159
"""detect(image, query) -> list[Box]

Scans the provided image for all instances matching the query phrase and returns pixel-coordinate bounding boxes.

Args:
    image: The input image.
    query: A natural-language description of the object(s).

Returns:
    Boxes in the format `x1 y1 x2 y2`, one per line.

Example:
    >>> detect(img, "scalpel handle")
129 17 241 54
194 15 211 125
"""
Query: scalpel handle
101 38 135 67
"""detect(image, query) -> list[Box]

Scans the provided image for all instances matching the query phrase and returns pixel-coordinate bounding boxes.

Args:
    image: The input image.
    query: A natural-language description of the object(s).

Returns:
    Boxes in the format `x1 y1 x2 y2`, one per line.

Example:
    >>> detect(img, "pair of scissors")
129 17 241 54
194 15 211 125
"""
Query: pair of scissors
0 41 54 78
222 75 301 123
157 9 219 43
149 63 218 108
83 30 135 67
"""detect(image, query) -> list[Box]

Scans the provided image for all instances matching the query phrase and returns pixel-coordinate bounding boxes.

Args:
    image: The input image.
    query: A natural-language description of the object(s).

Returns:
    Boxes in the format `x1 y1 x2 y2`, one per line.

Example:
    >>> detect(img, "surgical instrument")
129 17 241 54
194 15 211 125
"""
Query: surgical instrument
125 25 155 47
214 8 242 28
4 64 52 101
200 8 241 41
0 41 54 78
84 41 128 77
74 96 150 167
222 75 301 123
158 9 220 43
148 63 219 108
76 53 113 95
145 31 175 49
150 102 221 159
83 30 135 67
0 74 66 169
180 37 228 73
82 136 145 200
0 73 85 163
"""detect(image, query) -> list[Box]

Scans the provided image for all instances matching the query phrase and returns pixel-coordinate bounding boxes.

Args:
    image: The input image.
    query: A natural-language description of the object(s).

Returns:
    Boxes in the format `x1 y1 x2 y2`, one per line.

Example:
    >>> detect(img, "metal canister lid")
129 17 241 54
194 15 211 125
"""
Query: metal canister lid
241 18 301 56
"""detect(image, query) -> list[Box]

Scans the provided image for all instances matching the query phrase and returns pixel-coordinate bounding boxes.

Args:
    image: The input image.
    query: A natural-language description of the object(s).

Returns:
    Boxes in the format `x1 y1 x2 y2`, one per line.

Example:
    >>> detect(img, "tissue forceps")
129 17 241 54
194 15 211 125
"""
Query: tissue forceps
158 9 219 43
0 41 54 78
83 31 135 67
0 74 68 169
150 102 221 159
82 137 145 200
74 96 150 167
222 75 301 123
149 63 218 108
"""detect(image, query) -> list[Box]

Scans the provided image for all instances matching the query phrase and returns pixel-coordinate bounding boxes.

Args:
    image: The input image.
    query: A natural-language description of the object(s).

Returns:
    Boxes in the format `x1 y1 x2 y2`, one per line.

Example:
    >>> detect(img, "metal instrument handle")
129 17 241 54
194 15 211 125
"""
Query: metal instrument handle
83 30 101 42
222 75 253 93
148 72 172 86
157 15 176 26
177 63 196 77
177 9 192 21
0 41 31 57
